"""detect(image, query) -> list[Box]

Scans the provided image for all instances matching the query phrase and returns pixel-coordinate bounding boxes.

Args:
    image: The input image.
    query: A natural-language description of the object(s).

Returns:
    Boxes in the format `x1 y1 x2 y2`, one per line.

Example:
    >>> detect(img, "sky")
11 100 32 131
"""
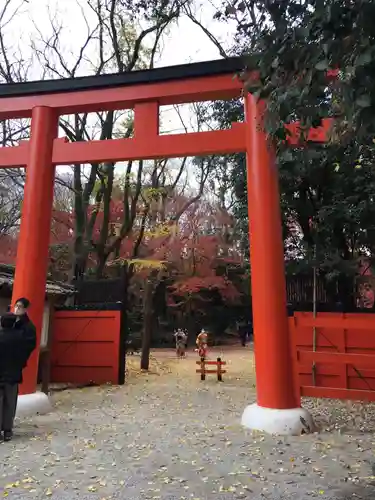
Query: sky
5 0 236 133
22 0 234 66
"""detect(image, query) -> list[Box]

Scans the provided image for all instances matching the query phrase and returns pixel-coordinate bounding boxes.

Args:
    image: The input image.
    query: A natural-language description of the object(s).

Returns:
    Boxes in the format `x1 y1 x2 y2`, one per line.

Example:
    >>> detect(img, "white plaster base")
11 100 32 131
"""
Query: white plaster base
16 392 51 419
241 403 316 436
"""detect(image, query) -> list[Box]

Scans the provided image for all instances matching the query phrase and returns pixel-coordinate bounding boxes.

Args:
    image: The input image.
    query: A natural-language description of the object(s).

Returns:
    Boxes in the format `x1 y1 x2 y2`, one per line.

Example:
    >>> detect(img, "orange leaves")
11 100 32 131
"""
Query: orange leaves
170 275 241 303
0 234 17 265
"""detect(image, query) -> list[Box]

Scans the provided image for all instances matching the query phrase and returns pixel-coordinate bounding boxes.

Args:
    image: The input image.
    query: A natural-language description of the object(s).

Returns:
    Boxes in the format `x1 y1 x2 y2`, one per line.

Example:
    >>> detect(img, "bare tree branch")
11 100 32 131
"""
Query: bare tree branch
182 2 228 58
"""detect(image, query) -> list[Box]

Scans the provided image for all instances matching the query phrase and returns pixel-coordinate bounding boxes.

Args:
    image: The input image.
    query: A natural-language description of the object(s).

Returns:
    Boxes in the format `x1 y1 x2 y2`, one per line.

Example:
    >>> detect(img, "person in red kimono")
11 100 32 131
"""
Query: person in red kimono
195 329 208 359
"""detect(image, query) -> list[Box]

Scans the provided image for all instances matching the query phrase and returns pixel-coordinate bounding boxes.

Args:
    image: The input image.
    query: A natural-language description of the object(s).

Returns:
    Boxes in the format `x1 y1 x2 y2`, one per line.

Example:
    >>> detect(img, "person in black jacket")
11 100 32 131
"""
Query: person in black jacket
0 297 37 442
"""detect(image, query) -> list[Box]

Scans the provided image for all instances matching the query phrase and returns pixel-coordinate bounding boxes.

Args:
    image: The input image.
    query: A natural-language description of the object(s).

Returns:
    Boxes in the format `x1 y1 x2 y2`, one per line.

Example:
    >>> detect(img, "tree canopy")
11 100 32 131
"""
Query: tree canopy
210 0 375 305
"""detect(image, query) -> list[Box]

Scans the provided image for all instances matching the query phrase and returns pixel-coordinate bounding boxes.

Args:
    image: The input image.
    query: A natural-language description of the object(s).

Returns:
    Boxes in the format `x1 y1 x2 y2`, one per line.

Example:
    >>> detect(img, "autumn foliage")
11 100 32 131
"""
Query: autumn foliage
0 195 246 316
0 234 17 265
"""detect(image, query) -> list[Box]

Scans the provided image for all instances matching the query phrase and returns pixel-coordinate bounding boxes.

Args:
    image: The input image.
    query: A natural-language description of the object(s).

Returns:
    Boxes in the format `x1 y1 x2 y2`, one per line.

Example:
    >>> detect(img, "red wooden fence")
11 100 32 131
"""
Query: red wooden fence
50 310 122 385
290 312 375 401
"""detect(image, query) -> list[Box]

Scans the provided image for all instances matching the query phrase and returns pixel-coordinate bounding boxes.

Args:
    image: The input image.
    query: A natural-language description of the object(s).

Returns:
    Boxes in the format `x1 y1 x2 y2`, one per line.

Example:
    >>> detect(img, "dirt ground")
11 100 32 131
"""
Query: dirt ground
1 346 375 499
126 346 257 387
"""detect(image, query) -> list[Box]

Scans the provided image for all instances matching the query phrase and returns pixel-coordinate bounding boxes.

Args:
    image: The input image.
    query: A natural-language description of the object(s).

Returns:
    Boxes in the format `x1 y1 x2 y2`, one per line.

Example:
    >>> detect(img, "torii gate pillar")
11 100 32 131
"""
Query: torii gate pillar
11 106 57 417
241 94 315 435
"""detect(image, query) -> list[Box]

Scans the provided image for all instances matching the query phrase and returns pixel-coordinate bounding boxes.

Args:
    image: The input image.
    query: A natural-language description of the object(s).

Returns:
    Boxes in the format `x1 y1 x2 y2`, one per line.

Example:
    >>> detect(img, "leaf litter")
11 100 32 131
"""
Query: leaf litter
0 348 374 498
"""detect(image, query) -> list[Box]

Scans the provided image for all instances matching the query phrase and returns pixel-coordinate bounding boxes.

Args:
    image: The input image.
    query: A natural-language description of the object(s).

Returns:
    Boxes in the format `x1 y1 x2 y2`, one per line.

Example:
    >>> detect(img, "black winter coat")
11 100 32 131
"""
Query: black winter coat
0 314 37 384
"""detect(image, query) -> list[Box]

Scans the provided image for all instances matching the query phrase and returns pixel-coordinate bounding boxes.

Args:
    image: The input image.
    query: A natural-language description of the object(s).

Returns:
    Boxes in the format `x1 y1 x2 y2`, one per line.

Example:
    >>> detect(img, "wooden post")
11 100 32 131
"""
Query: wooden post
217 357 223 382
41 299 55 395
200 357 205 381
118 263 128 385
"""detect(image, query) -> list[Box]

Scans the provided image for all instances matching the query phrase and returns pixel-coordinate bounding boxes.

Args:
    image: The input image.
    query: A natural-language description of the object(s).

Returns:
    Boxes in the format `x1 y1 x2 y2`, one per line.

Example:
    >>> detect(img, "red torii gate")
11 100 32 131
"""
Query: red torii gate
0 57 330 432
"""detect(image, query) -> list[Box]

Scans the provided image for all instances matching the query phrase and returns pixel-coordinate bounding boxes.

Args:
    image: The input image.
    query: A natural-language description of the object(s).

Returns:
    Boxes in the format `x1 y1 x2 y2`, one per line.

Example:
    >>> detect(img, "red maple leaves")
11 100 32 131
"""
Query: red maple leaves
0 197 245 308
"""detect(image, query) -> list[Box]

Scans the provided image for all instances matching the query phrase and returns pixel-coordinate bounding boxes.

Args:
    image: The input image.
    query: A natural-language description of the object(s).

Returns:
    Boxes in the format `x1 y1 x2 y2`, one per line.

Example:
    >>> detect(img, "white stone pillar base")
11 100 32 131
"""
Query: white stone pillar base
16 392 51 418
241 403 316 435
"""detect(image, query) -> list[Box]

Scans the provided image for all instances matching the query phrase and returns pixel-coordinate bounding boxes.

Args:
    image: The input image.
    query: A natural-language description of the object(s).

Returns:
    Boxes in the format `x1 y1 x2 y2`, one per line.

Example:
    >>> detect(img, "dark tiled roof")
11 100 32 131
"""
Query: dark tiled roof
0 264 75 296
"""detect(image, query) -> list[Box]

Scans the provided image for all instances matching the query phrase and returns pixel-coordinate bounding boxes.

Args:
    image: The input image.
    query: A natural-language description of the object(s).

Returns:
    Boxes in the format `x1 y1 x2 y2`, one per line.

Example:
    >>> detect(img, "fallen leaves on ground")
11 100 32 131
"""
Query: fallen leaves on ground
0 348 374 499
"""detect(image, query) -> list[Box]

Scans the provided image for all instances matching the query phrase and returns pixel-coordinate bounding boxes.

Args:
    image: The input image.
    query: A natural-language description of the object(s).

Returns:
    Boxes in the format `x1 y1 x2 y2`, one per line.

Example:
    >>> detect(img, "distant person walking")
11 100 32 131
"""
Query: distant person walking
0 297 36 441
238 319 253 347
239 325 247 347
174 329 188 358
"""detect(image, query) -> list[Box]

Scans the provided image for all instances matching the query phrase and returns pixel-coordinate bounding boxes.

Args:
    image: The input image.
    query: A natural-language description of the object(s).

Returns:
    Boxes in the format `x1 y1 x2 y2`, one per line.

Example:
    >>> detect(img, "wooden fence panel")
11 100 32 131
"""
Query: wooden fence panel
51 310 122 385
290 312 375 401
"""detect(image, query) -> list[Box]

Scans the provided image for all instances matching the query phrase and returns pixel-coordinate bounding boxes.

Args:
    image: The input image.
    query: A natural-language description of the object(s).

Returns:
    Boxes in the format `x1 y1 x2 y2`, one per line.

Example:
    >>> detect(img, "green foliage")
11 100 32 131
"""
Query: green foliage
210 99 249 253
213 0 375 304
278 142 375 275
219 0 375 147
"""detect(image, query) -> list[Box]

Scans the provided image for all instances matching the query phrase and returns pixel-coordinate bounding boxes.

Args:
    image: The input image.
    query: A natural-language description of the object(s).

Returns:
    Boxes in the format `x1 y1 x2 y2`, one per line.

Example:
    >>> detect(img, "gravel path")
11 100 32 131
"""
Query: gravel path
1 349 375 499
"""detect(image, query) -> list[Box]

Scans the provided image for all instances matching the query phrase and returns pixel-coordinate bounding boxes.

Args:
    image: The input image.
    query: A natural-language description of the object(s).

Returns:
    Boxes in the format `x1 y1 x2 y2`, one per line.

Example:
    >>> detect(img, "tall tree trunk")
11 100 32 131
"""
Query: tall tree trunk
119 262 129 384
96 253 106 279
73 163 87 281
73 243 86 281
186 300 196 346
140 278 155 370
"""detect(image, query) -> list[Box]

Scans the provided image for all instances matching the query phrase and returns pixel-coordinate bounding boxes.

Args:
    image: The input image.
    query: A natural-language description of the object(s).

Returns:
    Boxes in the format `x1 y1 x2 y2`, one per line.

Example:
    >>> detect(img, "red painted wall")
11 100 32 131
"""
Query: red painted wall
51 310 121 385
290 312 375 401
